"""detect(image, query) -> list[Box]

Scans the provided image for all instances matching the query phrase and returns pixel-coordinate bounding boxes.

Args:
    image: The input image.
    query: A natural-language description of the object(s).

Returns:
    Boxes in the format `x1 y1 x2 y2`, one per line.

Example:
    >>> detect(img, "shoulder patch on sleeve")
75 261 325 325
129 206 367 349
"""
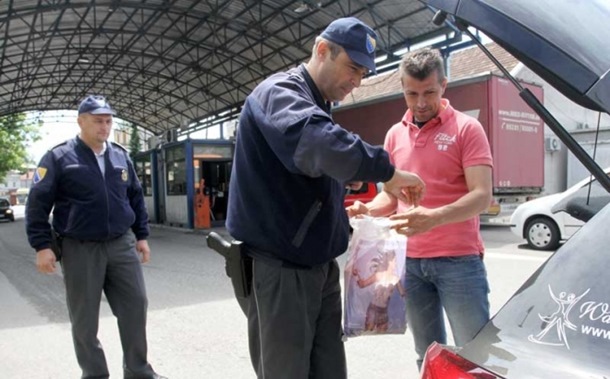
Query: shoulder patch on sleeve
33 167 48 184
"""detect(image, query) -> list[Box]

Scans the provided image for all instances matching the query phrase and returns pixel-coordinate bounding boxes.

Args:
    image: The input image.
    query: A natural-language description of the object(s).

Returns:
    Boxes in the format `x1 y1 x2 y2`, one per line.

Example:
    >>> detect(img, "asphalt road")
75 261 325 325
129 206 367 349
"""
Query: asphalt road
0 218 553 378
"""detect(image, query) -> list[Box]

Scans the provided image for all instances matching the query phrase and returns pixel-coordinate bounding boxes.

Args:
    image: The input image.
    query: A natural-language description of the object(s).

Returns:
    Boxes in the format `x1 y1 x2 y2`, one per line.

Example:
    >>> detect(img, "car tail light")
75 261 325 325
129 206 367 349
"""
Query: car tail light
421 342 501 379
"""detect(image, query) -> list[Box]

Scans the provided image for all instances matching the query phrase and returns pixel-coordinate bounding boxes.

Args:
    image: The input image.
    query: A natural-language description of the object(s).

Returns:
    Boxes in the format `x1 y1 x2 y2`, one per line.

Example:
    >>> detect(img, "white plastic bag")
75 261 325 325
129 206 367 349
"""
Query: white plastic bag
344 216 408 337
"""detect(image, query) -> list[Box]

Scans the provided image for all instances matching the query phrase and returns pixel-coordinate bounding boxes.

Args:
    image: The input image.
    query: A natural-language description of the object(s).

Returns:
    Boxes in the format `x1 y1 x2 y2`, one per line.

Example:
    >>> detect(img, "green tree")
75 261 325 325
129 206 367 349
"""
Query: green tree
128 122 141 160
0 113 41 182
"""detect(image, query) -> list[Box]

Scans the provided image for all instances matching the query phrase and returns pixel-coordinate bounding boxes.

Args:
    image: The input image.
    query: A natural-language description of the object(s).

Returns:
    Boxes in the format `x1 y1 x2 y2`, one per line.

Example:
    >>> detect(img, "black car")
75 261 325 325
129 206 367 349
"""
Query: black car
419 0 610 377
0 197 15 222
422 207 610 378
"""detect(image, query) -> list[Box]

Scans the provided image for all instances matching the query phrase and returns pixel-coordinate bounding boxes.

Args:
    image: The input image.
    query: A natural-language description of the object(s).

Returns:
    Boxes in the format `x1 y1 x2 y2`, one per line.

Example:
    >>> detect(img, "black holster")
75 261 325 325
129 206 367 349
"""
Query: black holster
206 232 252 298
50 230 63 262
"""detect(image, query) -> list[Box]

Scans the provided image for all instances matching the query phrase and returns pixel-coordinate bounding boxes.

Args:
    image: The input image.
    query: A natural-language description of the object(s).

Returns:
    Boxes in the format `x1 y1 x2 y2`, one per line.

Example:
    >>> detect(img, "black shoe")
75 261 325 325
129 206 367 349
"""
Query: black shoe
123 368 167 379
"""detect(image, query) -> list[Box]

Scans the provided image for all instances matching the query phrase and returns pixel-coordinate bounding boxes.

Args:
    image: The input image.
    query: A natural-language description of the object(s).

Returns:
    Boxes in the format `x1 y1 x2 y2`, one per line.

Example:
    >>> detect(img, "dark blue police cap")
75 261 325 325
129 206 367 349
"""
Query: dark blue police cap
78 95 116 115
321 17 378 74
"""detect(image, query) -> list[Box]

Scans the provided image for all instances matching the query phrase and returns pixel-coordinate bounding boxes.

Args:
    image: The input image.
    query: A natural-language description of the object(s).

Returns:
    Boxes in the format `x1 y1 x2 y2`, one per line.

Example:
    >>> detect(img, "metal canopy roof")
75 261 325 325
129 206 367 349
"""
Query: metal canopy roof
0 0 451 135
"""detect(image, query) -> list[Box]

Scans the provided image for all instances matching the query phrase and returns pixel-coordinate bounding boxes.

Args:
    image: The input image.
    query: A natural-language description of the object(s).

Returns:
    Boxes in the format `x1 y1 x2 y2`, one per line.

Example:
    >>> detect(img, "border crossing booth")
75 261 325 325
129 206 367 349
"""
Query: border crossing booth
133 149 159 223
134 138 234 229
192 141 233 228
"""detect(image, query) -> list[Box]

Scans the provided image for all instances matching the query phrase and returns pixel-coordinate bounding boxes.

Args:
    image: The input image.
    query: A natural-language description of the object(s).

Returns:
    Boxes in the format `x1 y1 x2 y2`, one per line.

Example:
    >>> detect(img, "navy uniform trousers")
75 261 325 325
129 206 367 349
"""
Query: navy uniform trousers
61 230 155 379
237 256 347 379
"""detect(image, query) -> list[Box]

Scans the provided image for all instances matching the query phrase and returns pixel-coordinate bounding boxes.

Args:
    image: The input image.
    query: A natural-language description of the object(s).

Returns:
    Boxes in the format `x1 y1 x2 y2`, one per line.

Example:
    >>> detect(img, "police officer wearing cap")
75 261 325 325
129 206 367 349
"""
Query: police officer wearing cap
226 17 425 378
26 95 167 379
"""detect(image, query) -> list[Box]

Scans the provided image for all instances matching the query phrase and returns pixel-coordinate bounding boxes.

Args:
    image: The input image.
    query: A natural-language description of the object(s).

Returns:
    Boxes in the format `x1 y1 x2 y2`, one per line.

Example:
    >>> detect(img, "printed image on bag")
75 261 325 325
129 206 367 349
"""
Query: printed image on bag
344 216 407 337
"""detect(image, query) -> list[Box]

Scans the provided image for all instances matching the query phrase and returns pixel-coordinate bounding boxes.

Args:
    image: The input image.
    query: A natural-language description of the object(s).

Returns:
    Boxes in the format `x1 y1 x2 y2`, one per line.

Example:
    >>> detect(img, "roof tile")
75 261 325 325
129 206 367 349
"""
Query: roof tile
339 42 519 106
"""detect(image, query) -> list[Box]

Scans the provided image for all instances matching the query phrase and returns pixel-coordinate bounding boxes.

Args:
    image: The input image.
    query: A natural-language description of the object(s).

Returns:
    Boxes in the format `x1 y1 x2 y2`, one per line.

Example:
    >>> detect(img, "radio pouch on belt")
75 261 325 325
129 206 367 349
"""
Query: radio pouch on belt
206 232 252 298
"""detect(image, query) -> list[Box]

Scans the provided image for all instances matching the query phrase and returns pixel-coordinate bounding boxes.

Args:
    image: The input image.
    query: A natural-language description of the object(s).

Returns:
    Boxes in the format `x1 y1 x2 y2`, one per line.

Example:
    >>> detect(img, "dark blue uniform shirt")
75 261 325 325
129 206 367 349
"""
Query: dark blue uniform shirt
226 64 395 266
26 136 149 251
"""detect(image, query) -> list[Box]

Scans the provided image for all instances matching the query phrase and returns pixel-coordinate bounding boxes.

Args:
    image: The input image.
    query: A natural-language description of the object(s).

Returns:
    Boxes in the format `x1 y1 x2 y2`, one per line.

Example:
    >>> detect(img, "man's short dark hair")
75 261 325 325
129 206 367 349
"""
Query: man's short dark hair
313 37 342 60
400 48 446 83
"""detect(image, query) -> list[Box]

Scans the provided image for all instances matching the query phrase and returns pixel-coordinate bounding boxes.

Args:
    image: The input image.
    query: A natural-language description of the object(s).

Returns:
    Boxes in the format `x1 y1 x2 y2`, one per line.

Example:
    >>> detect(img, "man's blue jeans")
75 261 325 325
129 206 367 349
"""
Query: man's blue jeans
404 255 490 368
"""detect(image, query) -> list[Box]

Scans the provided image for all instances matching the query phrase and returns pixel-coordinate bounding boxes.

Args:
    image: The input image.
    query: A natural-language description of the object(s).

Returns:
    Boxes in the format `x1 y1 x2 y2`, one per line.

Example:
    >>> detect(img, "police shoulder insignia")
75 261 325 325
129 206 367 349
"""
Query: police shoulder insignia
33 167 48 184
50 140 68 151
121 169 128 182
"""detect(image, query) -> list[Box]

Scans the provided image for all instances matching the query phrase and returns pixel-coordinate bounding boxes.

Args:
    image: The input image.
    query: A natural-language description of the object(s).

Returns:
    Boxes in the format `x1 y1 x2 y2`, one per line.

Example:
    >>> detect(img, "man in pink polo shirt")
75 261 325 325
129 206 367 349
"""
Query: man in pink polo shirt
347 48 493 369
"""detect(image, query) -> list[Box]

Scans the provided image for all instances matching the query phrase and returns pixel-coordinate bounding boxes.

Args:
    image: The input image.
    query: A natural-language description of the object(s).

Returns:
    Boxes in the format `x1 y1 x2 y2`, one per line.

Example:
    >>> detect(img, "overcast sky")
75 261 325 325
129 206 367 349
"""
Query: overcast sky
28 110 79 165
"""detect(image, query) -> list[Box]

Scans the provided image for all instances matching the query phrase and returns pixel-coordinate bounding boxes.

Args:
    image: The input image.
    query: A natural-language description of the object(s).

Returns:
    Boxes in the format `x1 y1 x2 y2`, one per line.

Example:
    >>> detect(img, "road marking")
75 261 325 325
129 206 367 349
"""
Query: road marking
486 251 549 262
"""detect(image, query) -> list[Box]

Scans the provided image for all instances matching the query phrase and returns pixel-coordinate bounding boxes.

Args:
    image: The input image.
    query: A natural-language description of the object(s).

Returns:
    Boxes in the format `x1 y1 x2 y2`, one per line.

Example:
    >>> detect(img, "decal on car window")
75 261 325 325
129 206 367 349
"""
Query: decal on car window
528 285 590 350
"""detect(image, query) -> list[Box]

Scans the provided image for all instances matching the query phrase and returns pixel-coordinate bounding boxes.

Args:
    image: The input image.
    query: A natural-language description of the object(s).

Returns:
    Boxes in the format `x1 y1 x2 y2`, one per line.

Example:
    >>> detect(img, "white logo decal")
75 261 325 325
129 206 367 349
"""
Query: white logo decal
528 285 590 350
434 133 455 152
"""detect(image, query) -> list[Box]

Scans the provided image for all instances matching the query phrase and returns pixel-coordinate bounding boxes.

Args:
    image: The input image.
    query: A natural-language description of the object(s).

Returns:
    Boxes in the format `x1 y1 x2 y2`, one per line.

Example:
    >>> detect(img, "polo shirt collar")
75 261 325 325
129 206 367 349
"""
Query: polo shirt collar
403 98 452 129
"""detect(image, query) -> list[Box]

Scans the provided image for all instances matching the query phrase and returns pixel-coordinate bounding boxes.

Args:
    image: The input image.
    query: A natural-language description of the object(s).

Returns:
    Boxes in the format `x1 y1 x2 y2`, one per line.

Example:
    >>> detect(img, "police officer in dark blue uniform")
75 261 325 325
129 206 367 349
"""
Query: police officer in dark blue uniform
26 95 167 379
226 17 425 379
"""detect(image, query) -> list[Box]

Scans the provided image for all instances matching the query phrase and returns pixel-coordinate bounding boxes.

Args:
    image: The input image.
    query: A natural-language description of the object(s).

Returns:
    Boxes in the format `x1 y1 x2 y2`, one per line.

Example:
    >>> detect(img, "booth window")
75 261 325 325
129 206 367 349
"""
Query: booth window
134 156 153 196
166 147 186 195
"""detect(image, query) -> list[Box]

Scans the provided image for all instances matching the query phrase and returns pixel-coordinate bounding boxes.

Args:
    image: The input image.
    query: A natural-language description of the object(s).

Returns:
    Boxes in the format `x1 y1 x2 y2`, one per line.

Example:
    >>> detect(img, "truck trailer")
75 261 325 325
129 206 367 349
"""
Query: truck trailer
333 73 545 221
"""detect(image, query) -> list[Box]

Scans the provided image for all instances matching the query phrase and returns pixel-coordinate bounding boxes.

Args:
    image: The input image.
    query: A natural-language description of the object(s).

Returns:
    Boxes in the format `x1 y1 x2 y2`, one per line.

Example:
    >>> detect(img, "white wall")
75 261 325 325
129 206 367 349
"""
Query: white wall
165 195 189 226
144 197 155 223
566 138 610 187
1 172 21 189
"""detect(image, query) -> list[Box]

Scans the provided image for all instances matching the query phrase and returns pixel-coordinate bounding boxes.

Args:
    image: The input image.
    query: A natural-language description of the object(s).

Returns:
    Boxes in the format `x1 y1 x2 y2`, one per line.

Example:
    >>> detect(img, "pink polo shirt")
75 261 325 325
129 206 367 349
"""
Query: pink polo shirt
384 99 493 258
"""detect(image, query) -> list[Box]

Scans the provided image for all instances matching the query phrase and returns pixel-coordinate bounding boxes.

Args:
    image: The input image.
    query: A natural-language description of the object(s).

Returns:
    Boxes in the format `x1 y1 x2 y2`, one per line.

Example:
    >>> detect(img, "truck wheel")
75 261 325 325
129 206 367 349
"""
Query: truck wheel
525 217 560 250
